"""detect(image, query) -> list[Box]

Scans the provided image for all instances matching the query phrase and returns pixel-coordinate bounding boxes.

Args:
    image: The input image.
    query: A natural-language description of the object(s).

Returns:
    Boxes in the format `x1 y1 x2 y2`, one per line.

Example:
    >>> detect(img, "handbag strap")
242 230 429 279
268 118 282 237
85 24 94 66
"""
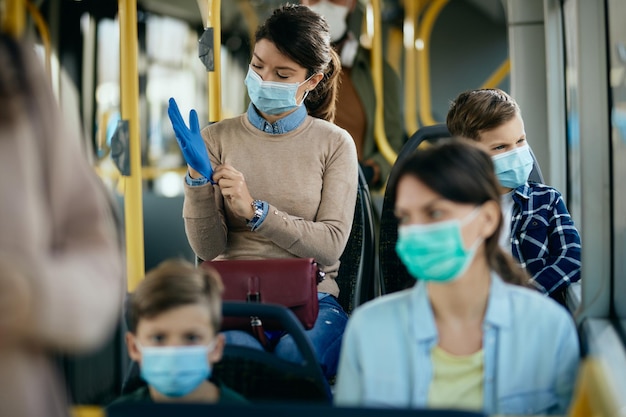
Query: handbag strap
246 275 272 349
246 275 260 302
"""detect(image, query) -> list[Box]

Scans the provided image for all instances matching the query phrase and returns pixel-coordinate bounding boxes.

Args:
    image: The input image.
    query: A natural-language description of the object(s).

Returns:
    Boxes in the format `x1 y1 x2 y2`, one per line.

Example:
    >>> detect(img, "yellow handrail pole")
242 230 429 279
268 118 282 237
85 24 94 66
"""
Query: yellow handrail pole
480 58 511 89
402 0 419 137
206 0 222 123
118 0 145 291
369 0 397 166
25 0 51 80
2 0 25 37
71 406 105 417
237 0 258 54
417 0 448 127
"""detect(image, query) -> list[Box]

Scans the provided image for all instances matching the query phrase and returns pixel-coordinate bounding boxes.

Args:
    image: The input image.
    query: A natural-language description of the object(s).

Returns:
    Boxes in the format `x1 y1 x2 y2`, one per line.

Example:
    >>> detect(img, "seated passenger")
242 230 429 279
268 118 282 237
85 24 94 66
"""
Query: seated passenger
301 0 405 190
168 4 357 381
334 140 579 414
447 88 581 303
110 260 247 406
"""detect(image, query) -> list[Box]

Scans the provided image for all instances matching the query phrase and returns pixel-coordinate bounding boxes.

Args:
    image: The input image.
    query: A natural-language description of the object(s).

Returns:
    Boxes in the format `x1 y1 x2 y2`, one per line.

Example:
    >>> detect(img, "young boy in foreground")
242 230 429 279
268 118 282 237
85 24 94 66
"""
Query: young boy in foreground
111 259 247 405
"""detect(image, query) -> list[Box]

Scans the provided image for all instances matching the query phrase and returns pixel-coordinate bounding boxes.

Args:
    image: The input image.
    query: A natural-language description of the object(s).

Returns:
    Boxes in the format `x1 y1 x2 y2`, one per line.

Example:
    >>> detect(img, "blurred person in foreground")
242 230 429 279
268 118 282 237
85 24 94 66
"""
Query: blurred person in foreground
0 33 124 417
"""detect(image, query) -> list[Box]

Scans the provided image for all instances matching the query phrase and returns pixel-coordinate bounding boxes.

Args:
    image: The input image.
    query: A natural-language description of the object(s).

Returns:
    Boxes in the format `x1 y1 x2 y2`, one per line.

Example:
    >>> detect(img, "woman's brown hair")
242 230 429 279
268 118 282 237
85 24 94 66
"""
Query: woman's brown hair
388 138 530 286
255 4 341 122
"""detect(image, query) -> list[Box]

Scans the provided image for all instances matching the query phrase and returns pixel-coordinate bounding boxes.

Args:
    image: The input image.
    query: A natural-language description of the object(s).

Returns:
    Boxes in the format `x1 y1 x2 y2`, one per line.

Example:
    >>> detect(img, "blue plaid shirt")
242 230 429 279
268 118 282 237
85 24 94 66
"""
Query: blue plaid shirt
510 182 581 295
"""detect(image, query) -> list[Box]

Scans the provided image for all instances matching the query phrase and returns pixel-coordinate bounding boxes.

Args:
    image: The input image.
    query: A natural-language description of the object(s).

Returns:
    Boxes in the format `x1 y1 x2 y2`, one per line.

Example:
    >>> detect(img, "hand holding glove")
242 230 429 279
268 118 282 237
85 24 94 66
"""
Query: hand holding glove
167 97 214 181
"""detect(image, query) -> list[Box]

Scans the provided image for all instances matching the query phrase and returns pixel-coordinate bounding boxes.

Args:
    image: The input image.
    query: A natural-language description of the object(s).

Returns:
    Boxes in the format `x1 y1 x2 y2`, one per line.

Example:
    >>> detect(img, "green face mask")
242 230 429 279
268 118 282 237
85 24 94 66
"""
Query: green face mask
395 207 482 282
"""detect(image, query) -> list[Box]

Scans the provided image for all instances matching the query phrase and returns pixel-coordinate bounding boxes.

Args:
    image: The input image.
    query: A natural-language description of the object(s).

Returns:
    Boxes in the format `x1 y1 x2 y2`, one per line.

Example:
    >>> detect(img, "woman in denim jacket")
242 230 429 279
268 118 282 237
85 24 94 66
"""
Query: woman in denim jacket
335 140 579 415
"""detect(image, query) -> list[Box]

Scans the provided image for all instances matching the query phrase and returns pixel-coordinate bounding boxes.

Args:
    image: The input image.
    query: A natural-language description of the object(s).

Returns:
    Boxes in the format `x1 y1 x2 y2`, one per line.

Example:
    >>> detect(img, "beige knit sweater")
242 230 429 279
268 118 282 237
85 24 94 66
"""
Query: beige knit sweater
183 113 358 297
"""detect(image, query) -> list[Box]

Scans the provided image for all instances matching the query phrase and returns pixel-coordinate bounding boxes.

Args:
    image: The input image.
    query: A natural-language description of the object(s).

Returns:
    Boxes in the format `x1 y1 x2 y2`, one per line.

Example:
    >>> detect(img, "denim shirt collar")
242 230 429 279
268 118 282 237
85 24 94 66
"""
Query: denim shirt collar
409 272 512 345
246 103 307 134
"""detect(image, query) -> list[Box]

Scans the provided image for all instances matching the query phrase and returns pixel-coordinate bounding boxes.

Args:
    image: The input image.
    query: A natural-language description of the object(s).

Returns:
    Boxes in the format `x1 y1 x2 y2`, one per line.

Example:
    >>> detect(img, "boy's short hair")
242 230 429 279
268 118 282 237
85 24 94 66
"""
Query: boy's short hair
127 259 224 333
446 88 521 140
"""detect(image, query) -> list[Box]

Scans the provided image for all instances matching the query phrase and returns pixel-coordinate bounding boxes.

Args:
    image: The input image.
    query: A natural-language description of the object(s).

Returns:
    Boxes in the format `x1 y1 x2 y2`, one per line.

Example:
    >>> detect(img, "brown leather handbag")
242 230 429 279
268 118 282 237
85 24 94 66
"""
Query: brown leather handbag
201 258 323 331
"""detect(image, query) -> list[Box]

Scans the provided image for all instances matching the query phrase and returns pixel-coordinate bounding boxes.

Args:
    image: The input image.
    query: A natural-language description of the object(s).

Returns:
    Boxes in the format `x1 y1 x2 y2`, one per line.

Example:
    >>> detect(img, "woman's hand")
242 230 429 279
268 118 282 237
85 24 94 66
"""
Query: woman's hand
213 165 255 220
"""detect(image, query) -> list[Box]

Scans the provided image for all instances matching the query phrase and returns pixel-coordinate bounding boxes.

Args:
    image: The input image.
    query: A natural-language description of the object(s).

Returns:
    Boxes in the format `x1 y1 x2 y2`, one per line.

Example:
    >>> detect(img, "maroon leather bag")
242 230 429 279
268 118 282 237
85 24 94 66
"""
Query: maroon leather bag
201 258 322 330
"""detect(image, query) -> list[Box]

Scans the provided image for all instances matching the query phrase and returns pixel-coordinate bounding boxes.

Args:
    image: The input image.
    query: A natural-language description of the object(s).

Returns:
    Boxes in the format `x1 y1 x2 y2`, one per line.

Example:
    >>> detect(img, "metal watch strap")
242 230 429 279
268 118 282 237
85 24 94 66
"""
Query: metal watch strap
248 200 264 230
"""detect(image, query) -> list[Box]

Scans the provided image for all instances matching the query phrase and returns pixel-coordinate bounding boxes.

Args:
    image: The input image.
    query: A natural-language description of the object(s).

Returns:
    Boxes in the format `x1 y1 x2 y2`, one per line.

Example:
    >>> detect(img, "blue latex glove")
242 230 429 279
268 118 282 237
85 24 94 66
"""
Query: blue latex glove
167 97 214 182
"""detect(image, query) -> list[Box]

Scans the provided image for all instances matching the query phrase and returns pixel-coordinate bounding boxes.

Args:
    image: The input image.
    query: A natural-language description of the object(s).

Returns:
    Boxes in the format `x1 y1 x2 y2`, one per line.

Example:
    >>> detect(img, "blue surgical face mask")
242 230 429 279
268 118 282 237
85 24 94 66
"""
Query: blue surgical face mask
491 145 534 189
396 207 482 282
245 67 312 115
138 341 216 398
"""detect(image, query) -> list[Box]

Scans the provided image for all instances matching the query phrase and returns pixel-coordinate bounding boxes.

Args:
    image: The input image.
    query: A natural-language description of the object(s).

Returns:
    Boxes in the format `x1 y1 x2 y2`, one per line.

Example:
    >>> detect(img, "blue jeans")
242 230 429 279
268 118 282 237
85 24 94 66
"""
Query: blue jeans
224 294 348 380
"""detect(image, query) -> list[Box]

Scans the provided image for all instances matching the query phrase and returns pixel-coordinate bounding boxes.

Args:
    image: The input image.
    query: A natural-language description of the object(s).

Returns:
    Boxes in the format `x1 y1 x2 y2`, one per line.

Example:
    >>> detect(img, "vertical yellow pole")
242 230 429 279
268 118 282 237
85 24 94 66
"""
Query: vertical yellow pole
118 0 145 291
418 0 448 127
206 0 221 123
402 0 419 137
370 0 397 166
3 0 26 38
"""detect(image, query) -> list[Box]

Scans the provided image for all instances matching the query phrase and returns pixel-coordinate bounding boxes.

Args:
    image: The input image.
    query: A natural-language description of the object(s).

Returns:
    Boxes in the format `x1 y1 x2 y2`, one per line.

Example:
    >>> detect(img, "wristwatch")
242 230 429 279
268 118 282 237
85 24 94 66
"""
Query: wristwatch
247 200 264 229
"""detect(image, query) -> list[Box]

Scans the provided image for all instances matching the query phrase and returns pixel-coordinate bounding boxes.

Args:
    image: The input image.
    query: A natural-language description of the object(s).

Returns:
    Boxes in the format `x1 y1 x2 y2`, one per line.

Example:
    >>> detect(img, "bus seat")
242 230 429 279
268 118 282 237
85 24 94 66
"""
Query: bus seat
120 302 331 404
116 190 196 272
378 125 452 294
337 166 377 314
107 401 487 417
378 124 545 294
59 318 126 406
568 358 621 417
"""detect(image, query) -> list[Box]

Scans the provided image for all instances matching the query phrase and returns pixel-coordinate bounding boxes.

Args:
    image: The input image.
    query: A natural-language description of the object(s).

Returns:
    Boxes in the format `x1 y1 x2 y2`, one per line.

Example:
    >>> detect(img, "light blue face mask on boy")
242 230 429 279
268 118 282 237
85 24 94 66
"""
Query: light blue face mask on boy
491 145 534 189
244 67 312 115
139 342 215 397
396 208 482 282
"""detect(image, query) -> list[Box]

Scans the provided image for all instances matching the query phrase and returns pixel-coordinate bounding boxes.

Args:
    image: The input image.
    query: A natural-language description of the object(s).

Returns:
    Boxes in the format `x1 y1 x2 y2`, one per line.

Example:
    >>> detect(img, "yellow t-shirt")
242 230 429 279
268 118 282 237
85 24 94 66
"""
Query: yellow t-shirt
428 346 484 411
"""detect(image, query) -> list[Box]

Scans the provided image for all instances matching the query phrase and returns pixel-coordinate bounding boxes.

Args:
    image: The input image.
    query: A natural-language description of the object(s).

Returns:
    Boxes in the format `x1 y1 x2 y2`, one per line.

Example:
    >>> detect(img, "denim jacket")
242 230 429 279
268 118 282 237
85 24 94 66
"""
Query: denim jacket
510 182 582 295
334 274 580 415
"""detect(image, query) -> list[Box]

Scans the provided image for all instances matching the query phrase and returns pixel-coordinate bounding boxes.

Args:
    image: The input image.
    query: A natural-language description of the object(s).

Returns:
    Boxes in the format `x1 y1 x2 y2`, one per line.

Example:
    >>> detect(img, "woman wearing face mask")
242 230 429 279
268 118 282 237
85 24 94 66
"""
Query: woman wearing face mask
168 4 358 381
334 140 579 414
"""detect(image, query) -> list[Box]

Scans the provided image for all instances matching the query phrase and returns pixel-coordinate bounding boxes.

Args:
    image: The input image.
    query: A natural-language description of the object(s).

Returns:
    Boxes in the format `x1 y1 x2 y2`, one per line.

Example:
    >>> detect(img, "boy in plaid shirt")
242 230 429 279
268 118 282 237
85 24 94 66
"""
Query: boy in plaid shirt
447 88 581 303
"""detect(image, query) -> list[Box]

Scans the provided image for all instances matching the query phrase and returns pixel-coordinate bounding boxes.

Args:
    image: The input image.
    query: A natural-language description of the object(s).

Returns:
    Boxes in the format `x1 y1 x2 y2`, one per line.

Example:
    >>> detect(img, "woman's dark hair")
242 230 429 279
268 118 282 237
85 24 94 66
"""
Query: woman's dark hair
388 138 529 286
255 4 340 122
446 88 521 140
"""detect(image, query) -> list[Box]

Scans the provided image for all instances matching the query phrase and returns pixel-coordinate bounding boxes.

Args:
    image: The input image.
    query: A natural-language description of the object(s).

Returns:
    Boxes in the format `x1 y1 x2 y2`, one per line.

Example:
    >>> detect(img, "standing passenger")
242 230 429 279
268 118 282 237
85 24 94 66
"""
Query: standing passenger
301 0 405 190
0 34 124 416
446 88 581 303
335 140 579 414
168 4 358 381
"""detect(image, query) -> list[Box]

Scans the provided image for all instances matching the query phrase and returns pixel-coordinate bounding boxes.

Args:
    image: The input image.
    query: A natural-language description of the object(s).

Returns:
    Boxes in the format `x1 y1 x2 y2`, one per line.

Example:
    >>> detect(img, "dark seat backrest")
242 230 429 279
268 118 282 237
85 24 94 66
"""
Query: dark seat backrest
108 401 487 417
120 302 331 404
337 166 377 314
117 191 196 271
379 124 545 294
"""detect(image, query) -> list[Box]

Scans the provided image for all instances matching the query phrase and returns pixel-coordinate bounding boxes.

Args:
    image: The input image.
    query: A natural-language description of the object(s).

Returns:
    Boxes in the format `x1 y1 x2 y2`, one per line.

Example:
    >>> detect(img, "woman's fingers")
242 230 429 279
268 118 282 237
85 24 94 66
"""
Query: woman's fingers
213 165 253 218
